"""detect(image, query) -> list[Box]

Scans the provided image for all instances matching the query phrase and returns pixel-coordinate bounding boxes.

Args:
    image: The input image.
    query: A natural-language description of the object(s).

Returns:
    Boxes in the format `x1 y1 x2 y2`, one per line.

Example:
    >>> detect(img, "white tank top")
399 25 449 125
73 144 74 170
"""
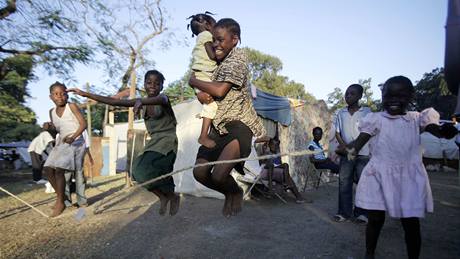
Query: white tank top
52 103 81 143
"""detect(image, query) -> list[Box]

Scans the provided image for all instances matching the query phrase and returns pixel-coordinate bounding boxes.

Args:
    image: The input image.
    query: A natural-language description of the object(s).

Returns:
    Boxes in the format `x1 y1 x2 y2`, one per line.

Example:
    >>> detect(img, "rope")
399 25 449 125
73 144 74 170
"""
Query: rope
0 186 50 218
94 148 324 211
0 148 324 217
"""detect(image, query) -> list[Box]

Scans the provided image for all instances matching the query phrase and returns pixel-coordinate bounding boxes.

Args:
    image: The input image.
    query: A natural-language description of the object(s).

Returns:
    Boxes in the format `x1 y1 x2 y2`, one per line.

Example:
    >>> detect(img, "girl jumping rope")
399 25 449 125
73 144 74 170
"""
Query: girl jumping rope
340 76 457 259
44 82 87 217
187 12 218 148
188 18 266 218
68 70 180 216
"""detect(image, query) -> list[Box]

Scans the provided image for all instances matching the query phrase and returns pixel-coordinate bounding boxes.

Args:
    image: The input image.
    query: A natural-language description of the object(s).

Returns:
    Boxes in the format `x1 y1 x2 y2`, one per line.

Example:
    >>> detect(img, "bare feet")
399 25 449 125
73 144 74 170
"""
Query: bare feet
198 135 216 149
158 196 169 216
231 188 243 216
222 193 233 218
169 193 180 216
50 202 65 217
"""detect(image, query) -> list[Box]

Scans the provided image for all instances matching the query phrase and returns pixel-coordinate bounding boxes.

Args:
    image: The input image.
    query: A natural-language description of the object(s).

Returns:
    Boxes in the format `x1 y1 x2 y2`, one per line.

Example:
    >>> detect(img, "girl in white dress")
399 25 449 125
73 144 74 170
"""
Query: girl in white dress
342 76 457 259
44 82 87 217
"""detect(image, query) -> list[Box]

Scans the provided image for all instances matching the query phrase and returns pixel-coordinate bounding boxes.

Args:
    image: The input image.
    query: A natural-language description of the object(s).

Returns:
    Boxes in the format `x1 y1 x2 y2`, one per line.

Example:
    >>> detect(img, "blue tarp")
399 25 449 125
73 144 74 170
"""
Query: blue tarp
251 88 291 126
0 141 31 148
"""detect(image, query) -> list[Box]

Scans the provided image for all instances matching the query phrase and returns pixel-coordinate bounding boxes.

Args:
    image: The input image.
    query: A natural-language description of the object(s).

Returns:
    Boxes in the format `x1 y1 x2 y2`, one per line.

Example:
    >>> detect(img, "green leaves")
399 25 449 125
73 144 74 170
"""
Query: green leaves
244 47 315 101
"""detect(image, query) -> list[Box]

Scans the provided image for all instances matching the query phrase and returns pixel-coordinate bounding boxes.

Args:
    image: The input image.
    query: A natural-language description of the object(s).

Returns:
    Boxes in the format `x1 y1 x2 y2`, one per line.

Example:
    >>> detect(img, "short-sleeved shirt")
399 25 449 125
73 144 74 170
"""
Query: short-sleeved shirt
212 48 266 138
28 131 54 155
334 106 371 156
191 31 217 73
307 140 327 160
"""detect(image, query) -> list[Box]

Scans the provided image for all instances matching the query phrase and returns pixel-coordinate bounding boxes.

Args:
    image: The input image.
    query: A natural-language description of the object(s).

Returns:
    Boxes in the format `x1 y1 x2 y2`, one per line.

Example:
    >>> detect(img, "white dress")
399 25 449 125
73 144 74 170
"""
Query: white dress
355 108 439 218
44 104 85 171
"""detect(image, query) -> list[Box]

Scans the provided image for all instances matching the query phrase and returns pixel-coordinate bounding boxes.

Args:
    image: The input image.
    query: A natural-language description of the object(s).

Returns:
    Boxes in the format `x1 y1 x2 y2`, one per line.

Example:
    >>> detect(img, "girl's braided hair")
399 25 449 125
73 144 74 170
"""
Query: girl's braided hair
187 11 216 37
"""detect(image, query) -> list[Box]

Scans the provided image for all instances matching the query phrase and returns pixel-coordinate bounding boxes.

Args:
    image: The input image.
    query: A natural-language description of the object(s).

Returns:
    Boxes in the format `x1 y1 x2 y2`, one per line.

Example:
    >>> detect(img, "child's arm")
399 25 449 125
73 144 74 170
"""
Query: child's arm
67 88 168 107
425 123 457 139
64 103 87 144
346 132 372 158
335 132 347 147
189 73 232 98
204 41 216 61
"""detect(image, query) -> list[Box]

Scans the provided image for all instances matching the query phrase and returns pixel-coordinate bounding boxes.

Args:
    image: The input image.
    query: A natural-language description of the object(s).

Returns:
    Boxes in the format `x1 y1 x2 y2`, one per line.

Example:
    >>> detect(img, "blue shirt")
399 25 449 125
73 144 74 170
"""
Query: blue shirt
308 140 327 160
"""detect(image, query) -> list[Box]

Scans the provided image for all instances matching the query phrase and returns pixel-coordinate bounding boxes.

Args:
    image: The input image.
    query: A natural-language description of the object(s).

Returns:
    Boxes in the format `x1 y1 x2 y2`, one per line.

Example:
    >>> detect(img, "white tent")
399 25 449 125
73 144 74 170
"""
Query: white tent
107 99 256 199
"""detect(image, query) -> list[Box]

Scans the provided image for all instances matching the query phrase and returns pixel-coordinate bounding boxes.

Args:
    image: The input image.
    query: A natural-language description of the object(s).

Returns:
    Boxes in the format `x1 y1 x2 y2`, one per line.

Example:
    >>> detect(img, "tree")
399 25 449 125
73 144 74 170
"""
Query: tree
359 78 381 112
326 79 381 113
244 47 315 102
82 0 175 129
0 0 93 78
0 55 40 141
164 74 195 106
326 87 346 112
414 68 455 119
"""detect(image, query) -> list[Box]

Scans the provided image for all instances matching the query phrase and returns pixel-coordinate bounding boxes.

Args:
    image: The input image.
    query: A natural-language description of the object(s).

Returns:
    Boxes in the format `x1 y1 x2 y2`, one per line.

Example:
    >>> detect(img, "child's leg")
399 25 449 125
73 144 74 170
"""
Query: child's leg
51 168 67 217
211 139 244 217
366 210 386 258
279 164 311 203
44 167 57 191
74 168 87 206
164 190 180 216
151 189 169 216
401 217 421 259
198 117 216 148
64 171 73 206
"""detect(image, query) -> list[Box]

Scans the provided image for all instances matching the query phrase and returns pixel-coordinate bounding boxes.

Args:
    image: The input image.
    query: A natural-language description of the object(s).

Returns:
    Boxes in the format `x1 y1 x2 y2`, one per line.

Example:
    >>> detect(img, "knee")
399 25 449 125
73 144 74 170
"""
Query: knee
193 168 208 182
211 172 226 185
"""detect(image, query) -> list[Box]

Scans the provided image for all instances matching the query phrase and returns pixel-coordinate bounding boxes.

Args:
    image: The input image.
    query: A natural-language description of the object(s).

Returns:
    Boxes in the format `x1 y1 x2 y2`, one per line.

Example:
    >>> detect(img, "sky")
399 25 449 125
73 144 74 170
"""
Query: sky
28 0 448 124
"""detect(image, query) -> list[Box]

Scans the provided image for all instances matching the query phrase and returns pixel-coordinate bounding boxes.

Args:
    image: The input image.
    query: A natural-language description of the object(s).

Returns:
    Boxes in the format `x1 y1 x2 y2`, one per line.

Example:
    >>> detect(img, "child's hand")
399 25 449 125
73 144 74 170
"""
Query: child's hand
133 99 143 119
335 144 347 156
63 134 75 144
196 92 214 104
440 123 458 139
67 88 87 97
346 148 356 161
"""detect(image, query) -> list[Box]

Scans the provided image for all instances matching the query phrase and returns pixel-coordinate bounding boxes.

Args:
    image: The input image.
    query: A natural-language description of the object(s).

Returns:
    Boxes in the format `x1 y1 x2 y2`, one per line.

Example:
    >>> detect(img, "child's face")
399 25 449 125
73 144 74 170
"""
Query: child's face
144 74 163 97
212 27 238 62
268 140 279 153
382 83 412 115
50 86 68 107
313 129 323 142
344 86 362 106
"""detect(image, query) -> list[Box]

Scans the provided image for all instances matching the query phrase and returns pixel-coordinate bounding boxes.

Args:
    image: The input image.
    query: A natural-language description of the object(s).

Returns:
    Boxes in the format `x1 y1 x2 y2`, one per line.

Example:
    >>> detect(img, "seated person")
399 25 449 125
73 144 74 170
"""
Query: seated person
308 127 339 174
256 137 312 203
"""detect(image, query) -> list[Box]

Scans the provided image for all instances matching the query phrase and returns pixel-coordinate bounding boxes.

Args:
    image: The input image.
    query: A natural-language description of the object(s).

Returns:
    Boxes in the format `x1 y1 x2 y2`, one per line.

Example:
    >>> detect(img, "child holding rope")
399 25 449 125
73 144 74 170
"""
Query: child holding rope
188 18 266 218
68 70 180 216
339 76 457 259
188 12 218 148
44 82 87 217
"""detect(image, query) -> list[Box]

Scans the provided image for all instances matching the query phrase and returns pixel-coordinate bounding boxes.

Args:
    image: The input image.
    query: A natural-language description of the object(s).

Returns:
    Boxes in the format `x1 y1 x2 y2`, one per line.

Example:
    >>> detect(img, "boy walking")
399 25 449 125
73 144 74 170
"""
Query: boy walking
333 84 370 224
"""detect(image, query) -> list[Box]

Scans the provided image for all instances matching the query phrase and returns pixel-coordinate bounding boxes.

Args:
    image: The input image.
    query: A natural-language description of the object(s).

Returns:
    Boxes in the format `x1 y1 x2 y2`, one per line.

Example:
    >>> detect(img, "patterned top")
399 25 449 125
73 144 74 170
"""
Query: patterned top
211 48 266 137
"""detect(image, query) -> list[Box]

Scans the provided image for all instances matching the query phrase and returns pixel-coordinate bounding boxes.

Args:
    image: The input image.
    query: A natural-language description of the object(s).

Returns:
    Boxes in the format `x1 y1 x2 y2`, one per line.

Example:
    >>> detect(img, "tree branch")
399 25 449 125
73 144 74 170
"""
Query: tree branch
0 0 16 20
0 45 82 55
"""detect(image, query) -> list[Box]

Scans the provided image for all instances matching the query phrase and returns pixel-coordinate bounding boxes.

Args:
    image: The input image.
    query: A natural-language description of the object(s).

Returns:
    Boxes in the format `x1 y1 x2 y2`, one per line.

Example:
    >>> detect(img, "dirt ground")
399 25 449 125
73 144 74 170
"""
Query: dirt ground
0 168 459 259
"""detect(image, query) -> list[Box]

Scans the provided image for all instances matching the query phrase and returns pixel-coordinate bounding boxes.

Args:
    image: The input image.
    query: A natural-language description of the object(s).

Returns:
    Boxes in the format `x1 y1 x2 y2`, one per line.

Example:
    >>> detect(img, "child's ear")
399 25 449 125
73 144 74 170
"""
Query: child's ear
231 34 239 46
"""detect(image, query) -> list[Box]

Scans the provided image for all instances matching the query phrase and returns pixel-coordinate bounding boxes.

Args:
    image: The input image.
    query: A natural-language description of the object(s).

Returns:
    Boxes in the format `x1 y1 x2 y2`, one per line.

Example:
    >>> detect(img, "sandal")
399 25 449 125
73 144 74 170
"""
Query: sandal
332 214 348 222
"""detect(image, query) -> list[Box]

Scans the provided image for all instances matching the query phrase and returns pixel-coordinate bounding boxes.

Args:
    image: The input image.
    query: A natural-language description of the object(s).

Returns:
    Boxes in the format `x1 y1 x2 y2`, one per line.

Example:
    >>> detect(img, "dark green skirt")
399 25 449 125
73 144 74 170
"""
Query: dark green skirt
132 151 176 193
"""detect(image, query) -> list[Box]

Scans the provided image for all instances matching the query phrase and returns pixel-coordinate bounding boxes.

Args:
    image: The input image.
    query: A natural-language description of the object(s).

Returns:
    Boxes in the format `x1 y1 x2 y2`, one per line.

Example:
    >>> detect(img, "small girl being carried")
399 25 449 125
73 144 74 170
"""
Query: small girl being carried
187 12 218 148
341 76 457 259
